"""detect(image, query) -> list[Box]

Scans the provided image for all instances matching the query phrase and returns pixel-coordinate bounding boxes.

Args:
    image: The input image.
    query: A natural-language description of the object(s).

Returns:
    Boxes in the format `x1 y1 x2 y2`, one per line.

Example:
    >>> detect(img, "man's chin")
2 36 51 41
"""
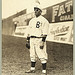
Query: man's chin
35 15 40 17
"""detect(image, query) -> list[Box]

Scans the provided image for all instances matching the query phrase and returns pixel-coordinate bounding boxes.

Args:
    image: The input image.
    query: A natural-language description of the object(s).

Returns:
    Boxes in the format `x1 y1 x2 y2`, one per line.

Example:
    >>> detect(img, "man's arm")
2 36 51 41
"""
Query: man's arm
26 21 31 49
42 20 49 42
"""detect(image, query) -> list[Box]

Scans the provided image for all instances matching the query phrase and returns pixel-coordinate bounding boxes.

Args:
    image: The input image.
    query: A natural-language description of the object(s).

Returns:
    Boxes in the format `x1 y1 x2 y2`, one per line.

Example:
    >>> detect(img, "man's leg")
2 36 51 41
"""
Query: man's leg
25 38 36 73
41 59 47 74
35 39 48 74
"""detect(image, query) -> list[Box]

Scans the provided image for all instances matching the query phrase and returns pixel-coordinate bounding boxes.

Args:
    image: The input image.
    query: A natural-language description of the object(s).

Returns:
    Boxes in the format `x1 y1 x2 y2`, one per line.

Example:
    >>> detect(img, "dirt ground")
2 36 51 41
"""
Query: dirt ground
2 35 73 75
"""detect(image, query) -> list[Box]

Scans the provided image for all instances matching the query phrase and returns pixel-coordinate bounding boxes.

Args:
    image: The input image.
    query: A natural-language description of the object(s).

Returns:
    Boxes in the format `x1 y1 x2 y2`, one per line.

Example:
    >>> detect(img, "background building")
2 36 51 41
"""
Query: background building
2 9 27 35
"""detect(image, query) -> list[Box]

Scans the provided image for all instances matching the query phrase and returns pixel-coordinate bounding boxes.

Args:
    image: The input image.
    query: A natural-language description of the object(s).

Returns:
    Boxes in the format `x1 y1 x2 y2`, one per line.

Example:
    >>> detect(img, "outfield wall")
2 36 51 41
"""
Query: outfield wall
13 0 73 45
2 0 73 45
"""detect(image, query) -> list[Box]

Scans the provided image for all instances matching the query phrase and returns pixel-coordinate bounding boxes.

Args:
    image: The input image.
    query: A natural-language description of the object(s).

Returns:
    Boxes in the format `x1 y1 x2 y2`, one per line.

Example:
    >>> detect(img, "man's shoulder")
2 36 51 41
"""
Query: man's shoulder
29 17 36 22
40 16 49 23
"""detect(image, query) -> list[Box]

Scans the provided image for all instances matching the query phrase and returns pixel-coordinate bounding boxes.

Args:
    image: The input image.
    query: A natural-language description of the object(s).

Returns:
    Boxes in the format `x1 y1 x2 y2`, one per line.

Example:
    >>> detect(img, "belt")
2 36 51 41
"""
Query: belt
30 36 42 38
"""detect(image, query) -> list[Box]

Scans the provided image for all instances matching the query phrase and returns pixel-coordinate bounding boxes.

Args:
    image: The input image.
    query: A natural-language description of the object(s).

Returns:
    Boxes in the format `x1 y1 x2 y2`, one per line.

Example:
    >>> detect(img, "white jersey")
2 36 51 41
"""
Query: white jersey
28 15 49 37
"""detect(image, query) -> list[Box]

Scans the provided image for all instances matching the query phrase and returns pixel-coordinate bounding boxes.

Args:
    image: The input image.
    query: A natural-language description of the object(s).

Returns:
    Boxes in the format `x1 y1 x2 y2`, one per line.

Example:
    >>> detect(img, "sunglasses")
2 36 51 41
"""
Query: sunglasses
34 7 42 12
34 8 40 11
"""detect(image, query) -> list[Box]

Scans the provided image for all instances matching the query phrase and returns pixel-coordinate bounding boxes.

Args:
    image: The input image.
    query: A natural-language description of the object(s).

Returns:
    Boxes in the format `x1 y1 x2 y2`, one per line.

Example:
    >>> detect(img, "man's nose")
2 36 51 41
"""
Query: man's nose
35 11 37 13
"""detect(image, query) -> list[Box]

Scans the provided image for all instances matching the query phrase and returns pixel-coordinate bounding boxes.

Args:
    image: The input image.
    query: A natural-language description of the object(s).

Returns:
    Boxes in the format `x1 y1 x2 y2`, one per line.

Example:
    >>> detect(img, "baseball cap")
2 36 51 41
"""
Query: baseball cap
34 3 42 11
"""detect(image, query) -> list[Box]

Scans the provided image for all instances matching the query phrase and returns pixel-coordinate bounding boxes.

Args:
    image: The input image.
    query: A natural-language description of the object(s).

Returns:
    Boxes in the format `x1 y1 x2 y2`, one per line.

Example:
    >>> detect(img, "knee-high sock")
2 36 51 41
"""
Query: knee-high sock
31 62 36 70
42 63 46 70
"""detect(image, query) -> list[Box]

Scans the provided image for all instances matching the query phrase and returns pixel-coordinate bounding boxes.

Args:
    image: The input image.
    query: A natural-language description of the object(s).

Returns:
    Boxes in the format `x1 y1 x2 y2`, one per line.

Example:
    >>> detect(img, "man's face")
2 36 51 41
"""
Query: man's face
34 8 42 17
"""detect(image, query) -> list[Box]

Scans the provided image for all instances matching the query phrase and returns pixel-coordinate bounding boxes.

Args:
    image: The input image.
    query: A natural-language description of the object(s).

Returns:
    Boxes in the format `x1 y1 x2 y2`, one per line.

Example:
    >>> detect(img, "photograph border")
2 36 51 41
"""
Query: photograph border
0 0 2 75
0 0 75 75
73 0 75 75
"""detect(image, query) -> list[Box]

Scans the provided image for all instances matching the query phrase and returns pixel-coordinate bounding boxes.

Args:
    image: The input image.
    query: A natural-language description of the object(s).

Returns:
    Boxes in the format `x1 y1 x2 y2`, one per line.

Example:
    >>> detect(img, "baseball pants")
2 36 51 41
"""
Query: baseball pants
30 38 48 63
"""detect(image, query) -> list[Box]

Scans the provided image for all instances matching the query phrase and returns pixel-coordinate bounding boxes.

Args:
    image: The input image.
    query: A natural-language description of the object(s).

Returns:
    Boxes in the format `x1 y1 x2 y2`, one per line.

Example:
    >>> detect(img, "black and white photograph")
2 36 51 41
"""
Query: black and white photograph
2 0 73 75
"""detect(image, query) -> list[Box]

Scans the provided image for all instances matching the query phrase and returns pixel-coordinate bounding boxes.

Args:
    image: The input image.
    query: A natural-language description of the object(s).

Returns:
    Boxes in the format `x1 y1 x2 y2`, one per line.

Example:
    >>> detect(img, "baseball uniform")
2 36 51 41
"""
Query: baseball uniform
27 15 49 63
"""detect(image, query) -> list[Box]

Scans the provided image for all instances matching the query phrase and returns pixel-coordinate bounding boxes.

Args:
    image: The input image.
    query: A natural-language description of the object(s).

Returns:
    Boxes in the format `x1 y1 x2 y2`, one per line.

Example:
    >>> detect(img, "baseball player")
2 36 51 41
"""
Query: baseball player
25 4 49 74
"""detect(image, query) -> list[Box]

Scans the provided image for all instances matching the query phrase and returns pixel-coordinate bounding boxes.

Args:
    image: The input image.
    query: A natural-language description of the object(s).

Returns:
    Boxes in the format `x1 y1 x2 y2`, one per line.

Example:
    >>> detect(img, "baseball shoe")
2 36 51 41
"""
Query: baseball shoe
25 69 35 73
42 70 47 75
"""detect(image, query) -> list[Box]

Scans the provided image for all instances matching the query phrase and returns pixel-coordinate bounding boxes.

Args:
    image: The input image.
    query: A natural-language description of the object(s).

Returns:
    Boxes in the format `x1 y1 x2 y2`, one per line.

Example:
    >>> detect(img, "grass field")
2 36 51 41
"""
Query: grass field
2 35 73 75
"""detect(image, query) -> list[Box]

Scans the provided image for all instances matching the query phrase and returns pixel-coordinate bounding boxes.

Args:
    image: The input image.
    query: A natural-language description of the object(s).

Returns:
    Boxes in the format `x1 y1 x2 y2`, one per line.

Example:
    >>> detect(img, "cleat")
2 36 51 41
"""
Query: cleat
42 70 47 75
25 69 35 73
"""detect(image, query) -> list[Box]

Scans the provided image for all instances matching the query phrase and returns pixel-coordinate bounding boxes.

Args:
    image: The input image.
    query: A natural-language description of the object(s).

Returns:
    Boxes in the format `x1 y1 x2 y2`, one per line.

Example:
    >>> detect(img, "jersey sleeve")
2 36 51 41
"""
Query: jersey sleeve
26 20 32 37
42 20 49 36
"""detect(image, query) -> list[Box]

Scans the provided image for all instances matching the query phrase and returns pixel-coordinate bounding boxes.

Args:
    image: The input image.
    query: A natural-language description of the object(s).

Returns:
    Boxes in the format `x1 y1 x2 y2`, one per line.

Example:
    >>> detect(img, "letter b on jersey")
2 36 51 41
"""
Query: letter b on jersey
36 21 40 28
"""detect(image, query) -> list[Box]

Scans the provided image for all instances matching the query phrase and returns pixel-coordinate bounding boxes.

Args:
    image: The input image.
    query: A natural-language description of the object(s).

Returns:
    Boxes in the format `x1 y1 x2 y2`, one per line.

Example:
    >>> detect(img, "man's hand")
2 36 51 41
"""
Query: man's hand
26 40 30 49
41 35 47 42
26 37 30 49
40 41 44 49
